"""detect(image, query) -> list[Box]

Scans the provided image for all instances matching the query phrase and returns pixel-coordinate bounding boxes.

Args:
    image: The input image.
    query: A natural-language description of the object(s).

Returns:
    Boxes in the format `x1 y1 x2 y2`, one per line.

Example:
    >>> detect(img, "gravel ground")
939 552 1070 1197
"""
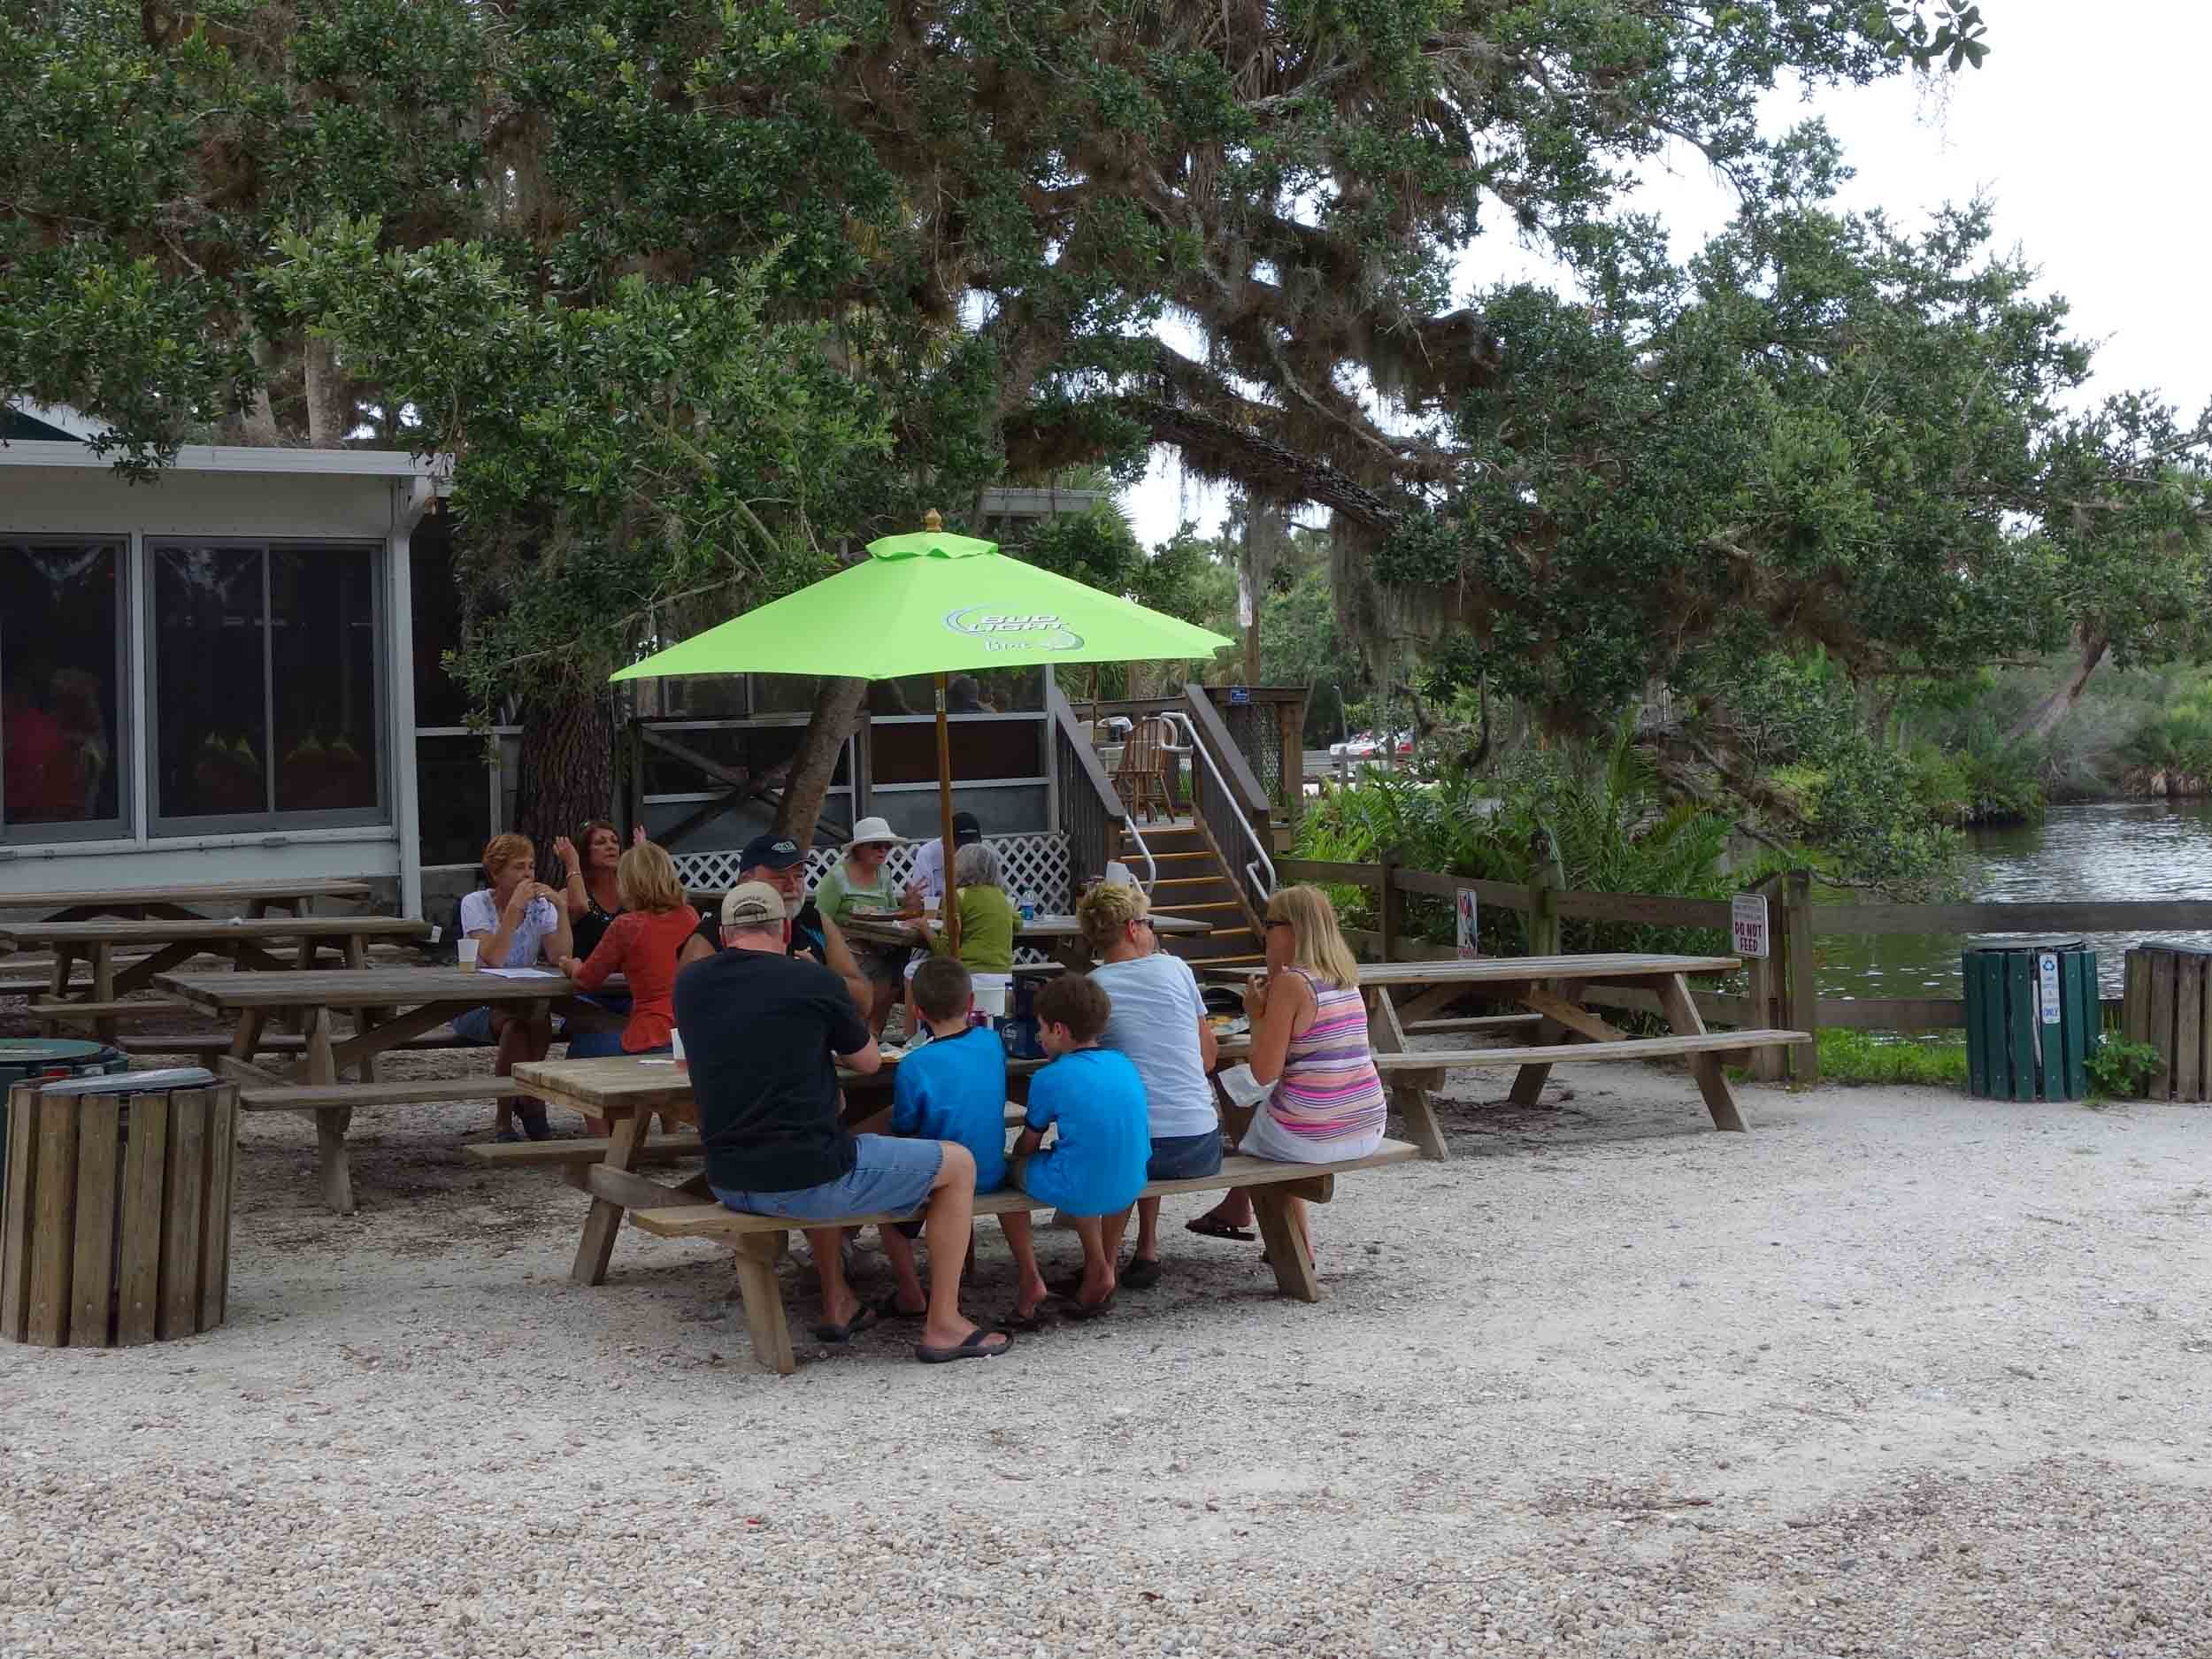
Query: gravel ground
4 1044 2210 1658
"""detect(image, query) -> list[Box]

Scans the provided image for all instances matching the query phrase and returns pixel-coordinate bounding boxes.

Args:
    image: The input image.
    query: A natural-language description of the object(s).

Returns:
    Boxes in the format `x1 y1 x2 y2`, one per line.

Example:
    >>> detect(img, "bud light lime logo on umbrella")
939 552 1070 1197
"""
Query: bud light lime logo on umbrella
943 606 1085 653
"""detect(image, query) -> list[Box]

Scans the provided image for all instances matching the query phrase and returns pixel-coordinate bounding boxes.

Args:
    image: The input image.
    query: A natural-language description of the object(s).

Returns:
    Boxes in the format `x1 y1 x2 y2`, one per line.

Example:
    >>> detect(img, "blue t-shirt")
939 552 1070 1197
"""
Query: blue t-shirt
890 1025 1010 1191
1018 1047 1150 1217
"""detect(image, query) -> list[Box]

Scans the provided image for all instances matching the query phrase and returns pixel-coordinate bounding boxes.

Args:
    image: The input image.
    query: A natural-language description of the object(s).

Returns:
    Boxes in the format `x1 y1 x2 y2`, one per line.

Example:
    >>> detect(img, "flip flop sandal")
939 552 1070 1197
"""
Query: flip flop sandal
810 1302 886 1344
915 1328 1011 1363
1002 1302 1055 1333
1119 1257 1164 1290
1186 1216 1256 1243
869 1294 928 1324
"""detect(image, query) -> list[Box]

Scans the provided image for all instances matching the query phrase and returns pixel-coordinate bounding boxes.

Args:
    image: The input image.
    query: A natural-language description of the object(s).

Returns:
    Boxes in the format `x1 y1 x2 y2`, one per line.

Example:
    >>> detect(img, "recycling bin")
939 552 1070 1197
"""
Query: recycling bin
1962 939 2097 1102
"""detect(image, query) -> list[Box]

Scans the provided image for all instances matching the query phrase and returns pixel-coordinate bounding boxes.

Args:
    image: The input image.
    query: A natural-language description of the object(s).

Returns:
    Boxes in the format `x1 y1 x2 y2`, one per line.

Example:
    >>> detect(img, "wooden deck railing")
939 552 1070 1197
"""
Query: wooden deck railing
1278 857 2177 1086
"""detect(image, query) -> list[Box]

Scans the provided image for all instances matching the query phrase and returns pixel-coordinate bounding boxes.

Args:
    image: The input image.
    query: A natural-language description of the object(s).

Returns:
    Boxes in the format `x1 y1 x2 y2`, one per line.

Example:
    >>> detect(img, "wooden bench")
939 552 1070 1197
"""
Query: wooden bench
466 1133 710 1168
29 997 192 1025
239 1077 527 1112
1373 1028 1808 1083
620 1140 1421 1374
116 1031 474 1058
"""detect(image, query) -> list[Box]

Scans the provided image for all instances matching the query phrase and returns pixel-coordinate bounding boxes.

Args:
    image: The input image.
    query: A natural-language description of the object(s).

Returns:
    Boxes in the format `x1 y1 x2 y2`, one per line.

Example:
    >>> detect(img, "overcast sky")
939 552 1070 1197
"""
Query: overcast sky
1125 2 2211 547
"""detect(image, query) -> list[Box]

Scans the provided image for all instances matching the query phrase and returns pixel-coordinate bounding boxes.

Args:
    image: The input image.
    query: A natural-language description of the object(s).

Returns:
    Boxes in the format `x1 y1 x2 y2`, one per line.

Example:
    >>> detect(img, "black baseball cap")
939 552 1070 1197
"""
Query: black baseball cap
739 833 806 872
952 811 983 849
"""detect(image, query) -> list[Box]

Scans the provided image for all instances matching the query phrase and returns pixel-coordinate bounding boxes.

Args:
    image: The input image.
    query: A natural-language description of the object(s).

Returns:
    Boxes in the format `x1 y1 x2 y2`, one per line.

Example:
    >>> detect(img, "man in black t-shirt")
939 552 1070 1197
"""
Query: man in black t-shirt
678 831 871 1013
673 882 1010 1364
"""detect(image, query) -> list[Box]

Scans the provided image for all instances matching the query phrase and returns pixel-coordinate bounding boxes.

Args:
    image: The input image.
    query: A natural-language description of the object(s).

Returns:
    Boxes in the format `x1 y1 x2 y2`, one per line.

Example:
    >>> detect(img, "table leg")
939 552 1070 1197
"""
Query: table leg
733 1233 797 1375
1655 972 1748 1133
1364 988 1448 1160
304 1007 357 1213
91 941 117 1047
227 1007 266 1064
40 944 73 1037
1252 1187 1324 1302
572 1110 650 1286
1507 978 1568 1107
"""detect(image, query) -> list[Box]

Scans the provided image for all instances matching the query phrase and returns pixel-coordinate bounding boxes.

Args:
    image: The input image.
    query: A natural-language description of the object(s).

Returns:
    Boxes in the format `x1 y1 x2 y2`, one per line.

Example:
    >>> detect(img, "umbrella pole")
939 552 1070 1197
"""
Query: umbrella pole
935 672 961 955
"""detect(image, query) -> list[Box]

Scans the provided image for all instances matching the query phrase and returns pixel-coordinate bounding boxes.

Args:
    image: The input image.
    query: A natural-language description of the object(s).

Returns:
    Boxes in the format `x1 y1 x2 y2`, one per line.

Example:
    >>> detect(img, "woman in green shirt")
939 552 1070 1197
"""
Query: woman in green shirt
901 841 1018 1036
815 816 908 1031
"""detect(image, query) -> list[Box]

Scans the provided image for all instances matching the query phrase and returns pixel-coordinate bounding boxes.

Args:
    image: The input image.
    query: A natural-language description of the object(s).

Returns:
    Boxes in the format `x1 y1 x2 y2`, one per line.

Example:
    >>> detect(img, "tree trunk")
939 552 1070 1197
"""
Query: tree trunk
515 687 614 880
2007 630 2110 745
303 334 353 448
776 676 870 843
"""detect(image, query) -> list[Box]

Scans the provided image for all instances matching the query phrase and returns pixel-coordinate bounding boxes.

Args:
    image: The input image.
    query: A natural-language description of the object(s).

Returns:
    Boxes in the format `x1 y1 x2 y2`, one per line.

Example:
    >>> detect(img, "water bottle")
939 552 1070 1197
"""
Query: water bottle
1019 888 1038 922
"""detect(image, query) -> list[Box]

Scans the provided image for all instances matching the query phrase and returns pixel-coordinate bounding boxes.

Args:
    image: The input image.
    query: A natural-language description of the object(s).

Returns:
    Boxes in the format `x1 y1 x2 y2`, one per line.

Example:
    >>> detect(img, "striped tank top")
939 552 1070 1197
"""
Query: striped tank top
1267 969 1387 1142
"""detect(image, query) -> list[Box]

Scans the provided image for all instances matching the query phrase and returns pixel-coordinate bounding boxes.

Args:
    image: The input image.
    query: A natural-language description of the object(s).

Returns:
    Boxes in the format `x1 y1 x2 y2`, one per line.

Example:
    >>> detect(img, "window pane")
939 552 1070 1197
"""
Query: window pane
417 734 491 867
271 547 380 813
153 545 268 819
1 540 123 832
408 513 471 727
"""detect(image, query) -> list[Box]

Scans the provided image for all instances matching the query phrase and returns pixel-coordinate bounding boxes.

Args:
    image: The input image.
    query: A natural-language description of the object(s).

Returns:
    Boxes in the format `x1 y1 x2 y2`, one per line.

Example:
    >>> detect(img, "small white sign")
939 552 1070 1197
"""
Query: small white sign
1455 888 1480 960
2038 952 2062 1024
1731 893 1770 959
1103 861 1136 890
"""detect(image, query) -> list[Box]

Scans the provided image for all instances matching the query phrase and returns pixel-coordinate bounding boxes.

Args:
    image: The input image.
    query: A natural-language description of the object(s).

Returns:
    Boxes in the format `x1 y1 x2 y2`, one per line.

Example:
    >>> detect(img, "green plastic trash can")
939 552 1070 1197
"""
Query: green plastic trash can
1962 939 2098 1101
0 1039 127 1196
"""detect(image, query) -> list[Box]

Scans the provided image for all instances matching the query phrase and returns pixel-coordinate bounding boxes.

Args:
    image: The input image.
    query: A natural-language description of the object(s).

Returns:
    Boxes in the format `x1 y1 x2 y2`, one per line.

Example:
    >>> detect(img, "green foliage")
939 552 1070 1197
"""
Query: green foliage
2085 1035 2162 1102
1295 726 1746 957
1816 1030 1970 1089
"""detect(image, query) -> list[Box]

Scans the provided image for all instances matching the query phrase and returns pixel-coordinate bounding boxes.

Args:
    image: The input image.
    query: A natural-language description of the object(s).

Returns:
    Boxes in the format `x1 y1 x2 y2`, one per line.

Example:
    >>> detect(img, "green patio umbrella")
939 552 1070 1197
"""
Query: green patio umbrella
613 511 1233 946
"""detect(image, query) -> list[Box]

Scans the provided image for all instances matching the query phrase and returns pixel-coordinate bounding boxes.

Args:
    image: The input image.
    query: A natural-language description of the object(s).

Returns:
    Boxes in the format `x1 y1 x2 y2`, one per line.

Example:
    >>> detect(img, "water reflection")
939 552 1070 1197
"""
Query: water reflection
1820 801 2212 1001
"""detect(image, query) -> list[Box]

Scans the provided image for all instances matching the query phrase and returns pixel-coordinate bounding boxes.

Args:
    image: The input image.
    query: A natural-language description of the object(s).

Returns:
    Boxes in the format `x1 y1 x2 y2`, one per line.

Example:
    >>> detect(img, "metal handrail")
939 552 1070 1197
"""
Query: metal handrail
1122 815 1158 894
1164 711 1276 903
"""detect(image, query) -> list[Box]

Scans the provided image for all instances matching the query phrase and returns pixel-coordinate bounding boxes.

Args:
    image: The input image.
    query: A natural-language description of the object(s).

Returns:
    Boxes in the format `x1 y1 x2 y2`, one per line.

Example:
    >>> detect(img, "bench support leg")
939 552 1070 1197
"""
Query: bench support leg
572 1110 649 1286
1252 1190 1323 1302
733 1233 797 1376
304 1007 356 1214
1653 973 1748 1132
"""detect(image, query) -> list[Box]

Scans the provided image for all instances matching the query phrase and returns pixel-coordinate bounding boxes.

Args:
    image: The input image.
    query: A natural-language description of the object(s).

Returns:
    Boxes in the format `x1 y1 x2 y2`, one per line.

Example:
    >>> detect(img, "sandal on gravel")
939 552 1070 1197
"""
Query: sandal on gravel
1119 1256 1163 1290
810 1302 885 1344
1002 1302 1055 1333
915 1328 1011 1364
1186 1215 1255 1243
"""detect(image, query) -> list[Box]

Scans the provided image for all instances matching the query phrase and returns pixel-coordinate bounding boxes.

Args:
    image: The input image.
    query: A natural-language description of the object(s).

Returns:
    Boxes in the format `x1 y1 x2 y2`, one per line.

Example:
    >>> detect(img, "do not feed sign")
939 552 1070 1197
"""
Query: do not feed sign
1731 893 1770 959
1455 888 1479 959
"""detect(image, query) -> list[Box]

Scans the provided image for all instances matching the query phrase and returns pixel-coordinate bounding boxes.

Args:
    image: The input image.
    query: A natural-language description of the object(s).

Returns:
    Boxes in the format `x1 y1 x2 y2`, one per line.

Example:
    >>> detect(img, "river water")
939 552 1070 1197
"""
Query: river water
1823 800 2212 1002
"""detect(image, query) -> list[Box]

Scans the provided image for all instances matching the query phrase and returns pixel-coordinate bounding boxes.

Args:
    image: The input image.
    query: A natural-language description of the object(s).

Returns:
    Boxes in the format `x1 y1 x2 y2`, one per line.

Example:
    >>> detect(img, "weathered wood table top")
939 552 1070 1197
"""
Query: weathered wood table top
0 916 428 948
1 877 374 920
159 965 577 1012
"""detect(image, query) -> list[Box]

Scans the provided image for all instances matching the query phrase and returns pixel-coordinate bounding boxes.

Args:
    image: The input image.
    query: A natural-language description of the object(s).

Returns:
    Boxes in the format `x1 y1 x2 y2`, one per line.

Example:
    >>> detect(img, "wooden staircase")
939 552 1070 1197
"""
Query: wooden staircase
1118 819 1266 969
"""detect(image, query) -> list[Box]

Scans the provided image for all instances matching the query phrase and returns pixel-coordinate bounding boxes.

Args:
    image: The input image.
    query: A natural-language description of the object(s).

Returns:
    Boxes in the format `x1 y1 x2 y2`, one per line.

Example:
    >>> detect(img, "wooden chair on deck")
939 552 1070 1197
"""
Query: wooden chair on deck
1114 716 1177 822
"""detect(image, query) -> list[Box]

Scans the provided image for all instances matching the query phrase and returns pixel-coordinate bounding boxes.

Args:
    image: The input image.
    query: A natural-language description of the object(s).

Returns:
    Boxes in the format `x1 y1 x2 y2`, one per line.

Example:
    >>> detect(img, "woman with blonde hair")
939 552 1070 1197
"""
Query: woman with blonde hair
560 839 700 1060
1187 884 1385 1251
1074 878 1219 1296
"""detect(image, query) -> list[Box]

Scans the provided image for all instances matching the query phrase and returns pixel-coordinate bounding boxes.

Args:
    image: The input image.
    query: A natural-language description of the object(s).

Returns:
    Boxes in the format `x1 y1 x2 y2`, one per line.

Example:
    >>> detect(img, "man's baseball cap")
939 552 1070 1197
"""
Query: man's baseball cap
951 811 983 849
720 881 787 931
739 833 806 872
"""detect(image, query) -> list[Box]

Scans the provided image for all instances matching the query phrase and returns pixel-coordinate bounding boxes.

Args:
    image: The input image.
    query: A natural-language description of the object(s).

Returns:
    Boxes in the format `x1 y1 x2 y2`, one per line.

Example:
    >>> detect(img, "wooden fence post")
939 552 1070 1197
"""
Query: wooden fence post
1746 872 1786 1082
1278 697 1304 824
1525 833 1563 956
1785 868 1819 1084
1379 849 1406 963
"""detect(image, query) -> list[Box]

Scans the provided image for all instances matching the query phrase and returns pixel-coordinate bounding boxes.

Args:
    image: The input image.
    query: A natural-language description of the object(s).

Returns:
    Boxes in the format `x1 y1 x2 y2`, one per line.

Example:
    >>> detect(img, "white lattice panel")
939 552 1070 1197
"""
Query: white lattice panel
675 835 1070 964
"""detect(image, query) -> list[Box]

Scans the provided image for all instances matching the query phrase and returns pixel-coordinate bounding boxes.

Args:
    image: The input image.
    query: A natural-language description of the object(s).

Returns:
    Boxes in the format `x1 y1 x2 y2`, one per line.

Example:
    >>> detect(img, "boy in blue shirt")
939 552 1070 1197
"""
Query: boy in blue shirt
879 958 1051 1329
1012 973 1150 1319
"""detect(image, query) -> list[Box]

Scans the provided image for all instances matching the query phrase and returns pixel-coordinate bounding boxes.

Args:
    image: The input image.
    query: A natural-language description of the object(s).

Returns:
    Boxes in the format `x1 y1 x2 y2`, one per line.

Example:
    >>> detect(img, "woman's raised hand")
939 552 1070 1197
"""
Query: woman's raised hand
551 835 580 872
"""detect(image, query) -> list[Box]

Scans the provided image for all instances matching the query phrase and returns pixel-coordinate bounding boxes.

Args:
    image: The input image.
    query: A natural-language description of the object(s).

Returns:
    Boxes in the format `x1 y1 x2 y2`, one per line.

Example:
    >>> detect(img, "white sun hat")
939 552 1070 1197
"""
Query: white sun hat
847 816 902 848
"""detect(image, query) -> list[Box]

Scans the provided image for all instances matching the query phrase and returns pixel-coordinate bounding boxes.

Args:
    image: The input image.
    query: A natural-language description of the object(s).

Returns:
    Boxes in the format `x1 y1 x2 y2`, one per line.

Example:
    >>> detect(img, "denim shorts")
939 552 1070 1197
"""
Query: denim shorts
450 1004 496 1046
713 1133 944 1223
1147 1130 1225 1182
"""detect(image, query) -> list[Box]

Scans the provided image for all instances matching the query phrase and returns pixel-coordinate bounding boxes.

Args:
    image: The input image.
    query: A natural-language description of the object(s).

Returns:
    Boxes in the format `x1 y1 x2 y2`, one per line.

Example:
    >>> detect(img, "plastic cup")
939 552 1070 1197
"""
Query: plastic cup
457 938 480 973
672 1029 687 1073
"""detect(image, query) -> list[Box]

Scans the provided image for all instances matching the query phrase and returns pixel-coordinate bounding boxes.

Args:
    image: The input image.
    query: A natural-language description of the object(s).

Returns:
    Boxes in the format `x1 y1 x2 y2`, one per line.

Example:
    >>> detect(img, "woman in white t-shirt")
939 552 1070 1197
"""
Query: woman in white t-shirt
457 832 572 1141
1078 880 1220 1293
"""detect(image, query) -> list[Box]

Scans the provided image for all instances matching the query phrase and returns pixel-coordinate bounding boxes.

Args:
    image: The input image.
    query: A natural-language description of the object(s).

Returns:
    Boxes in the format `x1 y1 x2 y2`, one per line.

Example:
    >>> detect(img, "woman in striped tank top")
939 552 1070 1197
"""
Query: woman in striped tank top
1187 886 1385 1251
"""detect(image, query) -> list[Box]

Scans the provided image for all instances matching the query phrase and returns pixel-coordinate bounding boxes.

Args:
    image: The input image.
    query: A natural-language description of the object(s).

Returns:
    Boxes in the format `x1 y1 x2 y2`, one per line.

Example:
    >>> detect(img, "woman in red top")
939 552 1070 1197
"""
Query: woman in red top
559 841 699 1058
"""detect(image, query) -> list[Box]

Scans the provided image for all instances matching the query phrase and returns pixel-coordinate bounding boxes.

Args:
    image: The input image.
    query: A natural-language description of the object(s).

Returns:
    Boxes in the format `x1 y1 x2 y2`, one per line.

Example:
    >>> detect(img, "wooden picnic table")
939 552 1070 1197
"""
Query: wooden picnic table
0 877 374 928
841 909 1210 969
511 1029 1256 1289
1291 951 1791 1153
158 964 583 1214
4 916 432 1044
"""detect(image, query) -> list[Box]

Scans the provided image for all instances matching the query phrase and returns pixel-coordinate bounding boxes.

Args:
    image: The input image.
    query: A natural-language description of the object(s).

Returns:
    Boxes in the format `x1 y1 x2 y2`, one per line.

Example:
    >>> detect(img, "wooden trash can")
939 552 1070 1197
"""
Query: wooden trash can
2123 943 2212 1102
0 1069 238 1348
